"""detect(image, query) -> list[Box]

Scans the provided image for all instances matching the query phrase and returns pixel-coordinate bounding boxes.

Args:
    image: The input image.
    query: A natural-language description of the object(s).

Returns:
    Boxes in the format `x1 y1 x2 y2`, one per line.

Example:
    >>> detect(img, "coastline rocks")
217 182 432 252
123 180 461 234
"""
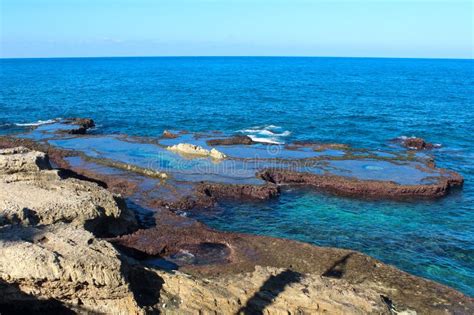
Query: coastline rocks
0 147 152 313
167 143 227 159
156 265 392 314
0 147 137 236
0 224 142 314
206 135 255 146
258 168 463 199
0 147 51 174
0 146 472 313
113 209 474 314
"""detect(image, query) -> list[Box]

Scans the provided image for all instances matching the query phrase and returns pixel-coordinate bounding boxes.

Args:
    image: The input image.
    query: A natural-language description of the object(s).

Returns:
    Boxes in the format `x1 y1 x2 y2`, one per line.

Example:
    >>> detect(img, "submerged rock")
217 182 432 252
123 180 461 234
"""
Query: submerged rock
167 143 227 159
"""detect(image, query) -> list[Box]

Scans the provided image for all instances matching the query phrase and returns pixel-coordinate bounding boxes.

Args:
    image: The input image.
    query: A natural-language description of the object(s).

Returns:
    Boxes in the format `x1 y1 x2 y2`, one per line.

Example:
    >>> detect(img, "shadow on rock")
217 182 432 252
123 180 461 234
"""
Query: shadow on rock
57 168 108 188
322 253 353 279
117 253 164 311
0 280 75 315
237 269 302 315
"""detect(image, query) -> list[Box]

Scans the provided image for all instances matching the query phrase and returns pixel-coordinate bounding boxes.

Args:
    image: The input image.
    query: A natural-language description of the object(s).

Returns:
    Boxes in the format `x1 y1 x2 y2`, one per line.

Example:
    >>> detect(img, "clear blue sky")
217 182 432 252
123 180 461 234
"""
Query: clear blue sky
1 0 472 59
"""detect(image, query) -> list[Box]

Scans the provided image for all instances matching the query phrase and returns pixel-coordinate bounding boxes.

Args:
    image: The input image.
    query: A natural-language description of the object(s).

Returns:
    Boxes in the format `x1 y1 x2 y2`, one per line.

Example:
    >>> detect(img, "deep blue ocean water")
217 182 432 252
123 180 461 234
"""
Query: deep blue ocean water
1 57 473 295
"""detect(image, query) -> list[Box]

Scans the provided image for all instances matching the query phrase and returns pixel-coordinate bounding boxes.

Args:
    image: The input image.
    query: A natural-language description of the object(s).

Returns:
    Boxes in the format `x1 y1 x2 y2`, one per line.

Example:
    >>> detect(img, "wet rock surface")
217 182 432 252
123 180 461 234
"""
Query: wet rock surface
6 121 461 200
161 130 178 139
206 135 255 146
396 137 436 150
196 182 280 201
63 118 95 135
258 168 463 199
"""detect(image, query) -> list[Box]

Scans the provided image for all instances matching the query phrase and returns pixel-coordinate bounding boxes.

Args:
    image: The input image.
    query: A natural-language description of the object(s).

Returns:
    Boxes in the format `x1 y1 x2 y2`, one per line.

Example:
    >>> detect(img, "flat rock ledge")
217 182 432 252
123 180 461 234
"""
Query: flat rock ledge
0 147 473 314
258 168 463 199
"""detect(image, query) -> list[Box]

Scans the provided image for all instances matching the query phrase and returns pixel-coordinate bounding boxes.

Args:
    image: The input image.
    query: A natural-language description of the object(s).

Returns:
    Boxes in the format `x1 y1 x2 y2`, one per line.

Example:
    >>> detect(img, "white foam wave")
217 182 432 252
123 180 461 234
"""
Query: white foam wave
15 118 59 127
239 125 290 144
248 135 283 145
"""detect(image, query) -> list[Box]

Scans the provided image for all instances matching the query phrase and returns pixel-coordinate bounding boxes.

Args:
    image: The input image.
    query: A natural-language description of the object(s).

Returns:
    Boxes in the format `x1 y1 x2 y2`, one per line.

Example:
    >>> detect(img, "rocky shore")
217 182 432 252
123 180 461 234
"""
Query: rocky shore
1 145 473 313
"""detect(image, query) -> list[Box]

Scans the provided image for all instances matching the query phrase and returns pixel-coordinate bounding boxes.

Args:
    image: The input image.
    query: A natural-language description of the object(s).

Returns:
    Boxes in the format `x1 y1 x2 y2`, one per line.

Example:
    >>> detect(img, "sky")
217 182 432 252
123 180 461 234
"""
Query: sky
0 0 472 59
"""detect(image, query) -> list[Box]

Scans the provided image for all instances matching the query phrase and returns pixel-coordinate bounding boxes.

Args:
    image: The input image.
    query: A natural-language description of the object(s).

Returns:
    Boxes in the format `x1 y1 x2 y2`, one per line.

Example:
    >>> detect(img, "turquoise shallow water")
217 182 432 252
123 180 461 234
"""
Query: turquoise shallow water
1 57 473 295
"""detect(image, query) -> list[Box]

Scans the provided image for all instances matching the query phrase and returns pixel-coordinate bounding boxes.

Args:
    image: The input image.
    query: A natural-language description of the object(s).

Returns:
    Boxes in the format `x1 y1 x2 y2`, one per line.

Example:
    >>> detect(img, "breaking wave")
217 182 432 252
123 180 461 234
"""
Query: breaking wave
14 118 60 127
239 125 291 144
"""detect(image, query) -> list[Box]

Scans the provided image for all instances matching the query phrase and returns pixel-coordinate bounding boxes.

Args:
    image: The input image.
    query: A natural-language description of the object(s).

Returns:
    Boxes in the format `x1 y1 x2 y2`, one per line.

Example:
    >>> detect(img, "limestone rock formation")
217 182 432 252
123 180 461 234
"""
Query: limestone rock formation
156 266 393 314
167 143 227 159
0 146 50 174
0 224 142 314
0 147 137 236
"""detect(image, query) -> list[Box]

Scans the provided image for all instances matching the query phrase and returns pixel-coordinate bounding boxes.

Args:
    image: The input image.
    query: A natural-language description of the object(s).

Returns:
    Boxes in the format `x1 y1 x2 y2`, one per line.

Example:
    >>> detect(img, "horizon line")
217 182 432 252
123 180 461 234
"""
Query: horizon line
1 55 473 61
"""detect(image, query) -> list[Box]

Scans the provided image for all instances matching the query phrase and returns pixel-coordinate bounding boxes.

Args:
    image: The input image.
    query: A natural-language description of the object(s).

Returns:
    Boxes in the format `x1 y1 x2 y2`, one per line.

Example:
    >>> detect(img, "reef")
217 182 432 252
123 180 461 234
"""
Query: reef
0 120 472 313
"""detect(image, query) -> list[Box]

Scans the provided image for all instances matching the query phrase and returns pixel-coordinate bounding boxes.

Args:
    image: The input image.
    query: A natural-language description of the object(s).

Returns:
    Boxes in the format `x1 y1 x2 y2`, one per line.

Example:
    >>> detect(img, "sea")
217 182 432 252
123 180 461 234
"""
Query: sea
1 57 473 295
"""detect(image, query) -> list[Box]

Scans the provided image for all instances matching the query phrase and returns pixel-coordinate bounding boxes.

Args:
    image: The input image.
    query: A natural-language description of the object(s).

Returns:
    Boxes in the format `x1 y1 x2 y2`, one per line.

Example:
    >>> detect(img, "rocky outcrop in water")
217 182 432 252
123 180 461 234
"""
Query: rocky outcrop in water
206 135 255 146
258 168 463 199
161 130 178 139
64 118 95 135
167 143 227 159
395 136 436 150
196 182 280 200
